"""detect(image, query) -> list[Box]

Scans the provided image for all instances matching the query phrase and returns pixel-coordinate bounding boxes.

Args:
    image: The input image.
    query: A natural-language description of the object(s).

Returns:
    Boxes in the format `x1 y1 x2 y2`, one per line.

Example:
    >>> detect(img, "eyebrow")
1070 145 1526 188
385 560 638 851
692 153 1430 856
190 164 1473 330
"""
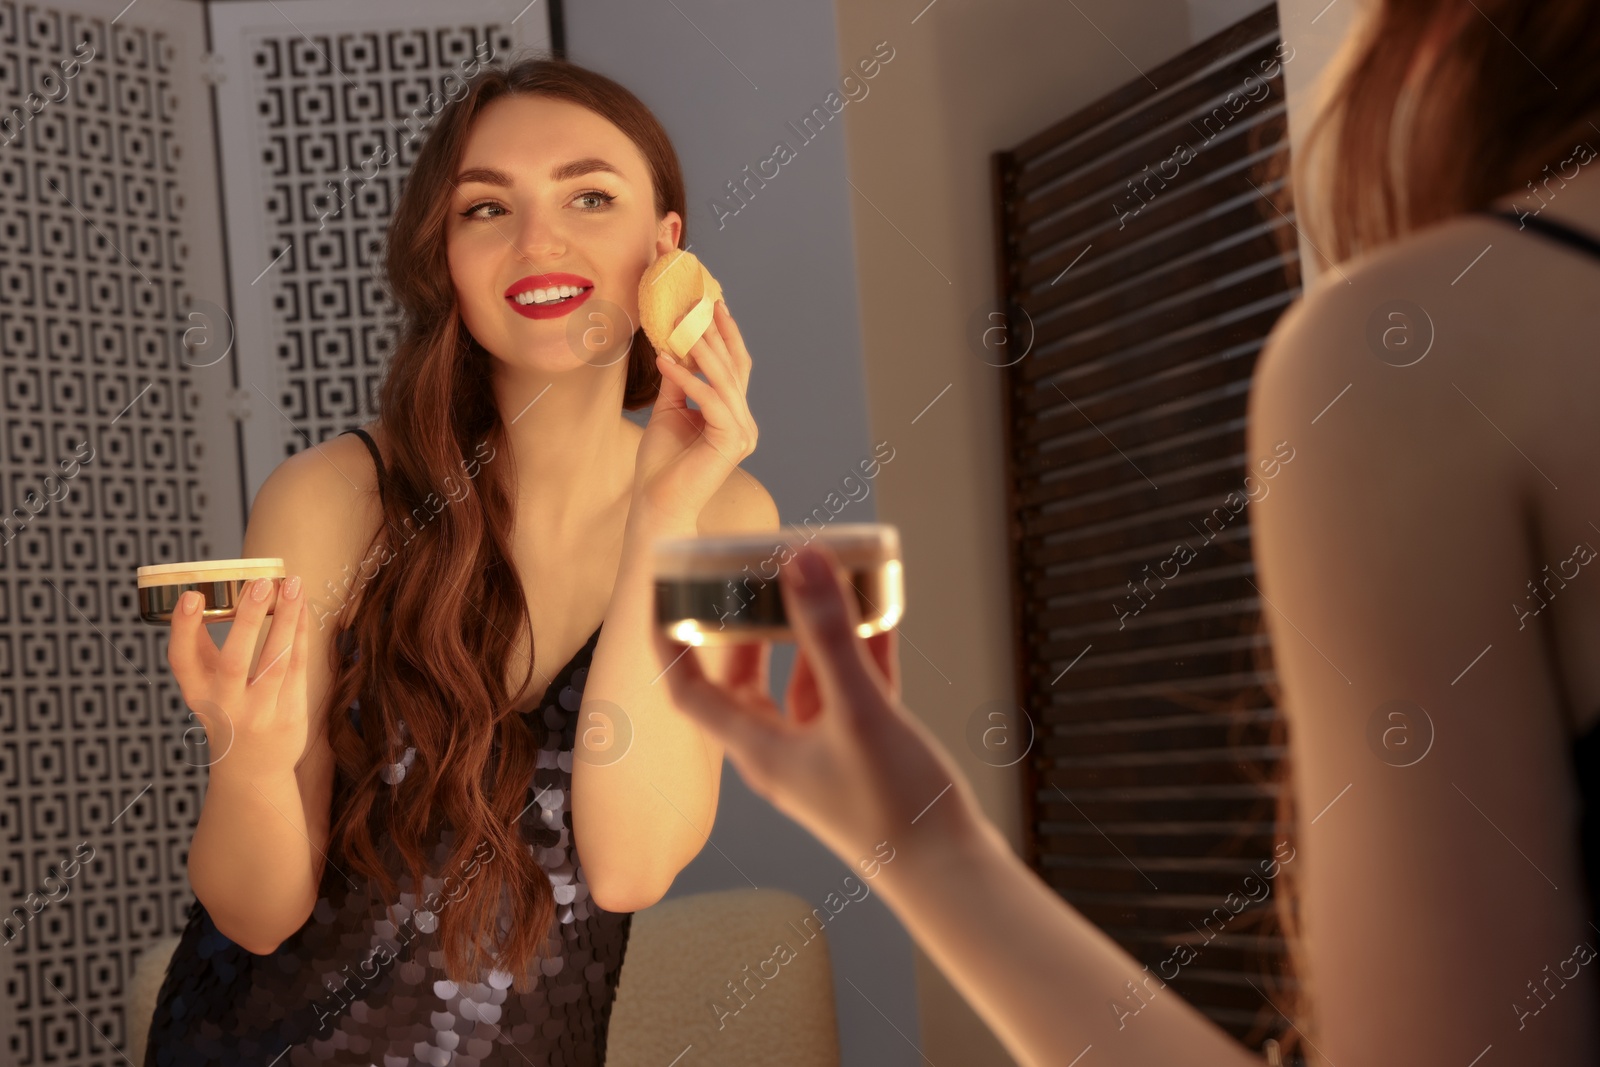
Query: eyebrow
454 158 627 187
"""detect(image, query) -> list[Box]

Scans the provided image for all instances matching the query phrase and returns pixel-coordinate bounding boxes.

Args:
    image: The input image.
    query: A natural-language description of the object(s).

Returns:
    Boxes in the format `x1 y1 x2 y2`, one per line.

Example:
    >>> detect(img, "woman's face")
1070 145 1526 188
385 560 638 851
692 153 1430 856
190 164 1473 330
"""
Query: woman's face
445 94 680 371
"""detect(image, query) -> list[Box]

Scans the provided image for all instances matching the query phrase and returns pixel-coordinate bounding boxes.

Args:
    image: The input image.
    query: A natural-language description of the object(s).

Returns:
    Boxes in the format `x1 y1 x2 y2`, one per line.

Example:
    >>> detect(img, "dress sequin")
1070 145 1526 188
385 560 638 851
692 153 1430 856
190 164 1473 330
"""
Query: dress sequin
144 625 631 1066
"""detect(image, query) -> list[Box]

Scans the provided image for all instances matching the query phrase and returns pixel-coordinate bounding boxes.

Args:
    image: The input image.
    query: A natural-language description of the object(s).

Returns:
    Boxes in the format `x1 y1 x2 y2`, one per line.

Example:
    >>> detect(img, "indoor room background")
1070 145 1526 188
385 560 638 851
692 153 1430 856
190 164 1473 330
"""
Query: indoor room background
0 0 1358 1063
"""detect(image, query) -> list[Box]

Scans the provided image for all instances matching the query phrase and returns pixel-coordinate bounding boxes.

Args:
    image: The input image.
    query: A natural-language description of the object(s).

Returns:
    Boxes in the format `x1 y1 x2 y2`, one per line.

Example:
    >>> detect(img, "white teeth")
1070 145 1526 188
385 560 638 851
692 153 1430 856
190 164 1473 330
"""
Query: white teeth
512 285 589 306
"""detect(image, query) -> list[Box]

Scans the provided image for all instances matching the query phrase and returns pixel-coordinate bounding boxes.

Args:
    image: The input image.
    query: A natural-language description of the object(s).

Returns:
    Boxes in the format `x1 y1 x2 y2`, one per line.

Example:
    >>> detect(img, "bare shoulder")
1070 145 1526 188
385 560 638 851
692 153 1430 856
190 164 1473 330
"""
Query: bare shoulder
1245 213 1577 683
247 427 384 572
1251 211 1589 431
696 467 780 535
253 421 383 493
249 423 385 534
1250 208 1600 562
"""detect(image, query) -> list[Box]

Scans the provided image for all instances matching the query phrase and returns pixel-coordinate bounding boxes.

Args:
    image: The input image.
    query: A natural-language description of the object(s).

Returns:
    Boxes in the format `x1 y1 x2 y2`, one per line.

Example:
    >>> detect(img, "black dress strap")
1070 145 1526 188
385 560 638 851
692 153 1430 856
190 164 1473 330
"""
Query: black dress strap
1482 208 1600 262
338 426 386 503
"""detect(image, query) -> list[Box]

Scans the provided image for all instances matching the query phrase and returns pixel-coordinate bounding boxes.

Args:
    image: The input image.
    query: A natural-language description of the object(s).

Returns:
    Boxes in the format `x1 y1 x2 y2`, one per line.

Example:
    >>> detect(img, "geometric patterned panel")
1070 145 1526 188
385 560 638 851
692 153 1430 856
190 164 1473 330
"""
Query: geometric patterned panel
0 2 233 1064
4 2 554 1062
209 0 546 490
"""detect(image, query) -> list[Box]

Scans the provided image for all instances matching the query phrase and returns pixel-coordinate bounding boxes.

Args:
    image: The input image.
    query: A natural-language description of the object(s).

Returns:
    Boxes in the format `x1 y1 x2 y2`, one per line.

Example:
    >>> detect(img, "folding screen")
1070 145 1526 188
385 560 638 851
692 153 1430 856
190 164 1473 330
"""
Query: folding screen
1 2 548 1062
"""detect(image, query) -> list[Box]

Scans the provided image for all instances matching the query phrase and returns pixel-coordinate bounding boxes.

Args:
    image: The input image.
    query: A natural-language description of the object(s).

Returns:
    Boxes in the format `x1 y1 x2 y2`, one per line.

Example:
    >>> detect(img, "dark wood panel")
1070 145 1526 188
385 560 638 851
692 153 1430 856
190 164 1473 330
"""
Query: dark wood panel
1026 613 1259 661
1036 681 1279 728
1020 268 1294 386
1017 305 1286 431
994 2 1295 1054
1024 197 1293 309
1027 221 1293 347
1021 419 1247 502
1019 447 1249 538
1015 107 1290 254
1008 6 1284 189
1022 496 1255 570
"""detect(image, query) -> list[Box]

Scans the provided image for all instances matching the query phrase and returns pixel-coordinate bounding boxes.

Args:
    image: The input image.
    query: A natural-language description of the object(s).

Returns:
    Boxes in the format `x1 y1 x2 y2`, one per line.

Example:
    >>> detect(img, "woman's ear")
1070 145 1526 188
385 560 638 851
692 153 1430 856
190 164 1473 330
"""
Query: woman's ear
655 211 683 256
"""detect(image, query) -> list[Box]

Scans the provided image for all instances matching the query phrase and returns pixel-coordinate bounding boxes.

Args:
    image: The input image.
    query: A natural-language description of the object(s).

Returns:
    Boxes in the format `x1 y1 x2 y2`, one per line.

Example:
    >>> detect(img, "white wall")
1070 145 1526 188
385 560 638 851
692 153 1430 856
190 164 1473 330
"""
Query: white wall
1191 0 1279 38
1273 0 1360 285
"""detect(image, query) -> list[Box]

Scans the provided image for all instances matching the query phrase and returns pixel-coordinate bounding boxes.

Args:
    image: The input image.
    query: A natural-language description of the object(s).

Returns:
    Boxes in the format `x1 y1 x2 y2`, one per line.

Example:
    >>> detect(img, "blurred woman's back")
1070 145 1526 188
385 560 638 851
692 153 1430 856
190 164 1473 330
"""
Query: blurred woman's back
1245 2 1600 1061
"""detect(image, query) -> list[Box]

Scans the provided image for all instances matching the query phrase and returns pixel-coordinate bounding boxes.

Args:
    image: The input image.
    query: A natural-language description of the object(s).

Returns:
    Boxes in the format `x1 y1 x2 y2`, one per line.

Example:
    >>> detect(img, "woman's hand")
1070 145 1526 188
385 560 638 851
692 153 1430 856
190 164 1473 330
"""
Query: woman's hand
167 576 312 783
632 298 759 528
658 547 1273 1067
654 543 983 868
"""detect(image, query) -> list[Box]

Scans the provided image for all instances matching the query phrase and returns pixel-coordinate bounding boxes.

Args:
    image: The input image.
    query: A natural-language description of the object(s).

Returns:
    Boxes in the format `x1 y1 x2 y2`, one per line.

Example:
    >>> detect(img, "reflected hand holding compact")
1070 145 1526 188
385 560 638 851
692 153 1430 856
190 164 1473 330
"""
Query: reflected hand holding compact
135 558 287 624
653 522 904 644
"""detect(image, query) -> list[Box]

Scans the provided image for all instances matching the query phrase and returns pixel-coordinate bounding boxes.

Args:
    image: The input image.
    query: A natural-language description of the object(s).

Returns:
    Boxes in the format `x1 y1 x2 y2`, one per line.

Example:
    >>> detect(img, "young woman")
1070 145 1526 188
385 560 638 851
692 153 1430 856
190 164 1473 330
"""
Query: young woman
147 57 776 1066
658 3 1600 1066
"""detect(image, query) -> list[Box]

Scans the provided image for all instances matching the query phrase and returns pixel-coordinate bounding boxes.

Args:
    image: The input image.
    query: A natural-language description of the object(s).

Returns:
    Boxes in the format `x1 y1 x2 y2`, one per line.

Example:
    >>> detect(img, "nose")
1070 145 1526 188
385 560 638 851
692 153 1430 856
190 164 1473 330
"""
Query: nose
510 204 564 263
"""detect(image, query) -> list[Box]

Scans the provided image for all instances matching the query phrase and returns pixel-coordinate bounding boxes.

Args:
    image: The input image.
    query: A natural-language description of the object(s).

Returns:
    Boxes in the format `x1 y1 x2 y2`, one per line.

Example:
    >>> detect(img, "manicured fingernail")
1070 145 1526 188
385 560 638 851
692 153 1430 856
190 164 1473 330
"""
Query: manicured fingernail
284 575 302 599
181 591 199 615
251 577 271 602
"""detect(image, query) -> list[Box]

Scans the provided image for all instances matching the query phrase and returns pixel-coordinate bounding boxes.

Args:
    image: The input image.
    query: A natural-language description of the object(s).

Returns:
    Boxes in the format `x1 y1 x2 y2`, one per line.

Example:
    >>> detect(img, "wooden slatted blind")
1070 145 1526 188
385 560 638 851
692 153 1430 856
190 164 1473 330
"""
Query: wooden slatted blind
991 4 1303 1052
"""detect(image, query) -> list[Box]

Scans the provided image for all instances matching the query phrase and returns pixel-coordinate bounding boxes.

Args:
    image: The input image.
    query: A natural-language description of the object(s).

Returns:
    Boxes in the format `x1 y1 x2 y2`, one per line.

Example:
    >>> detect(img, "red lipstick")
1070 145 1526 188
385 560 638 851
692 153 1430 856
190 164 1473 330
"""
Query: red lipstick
504 272 595 319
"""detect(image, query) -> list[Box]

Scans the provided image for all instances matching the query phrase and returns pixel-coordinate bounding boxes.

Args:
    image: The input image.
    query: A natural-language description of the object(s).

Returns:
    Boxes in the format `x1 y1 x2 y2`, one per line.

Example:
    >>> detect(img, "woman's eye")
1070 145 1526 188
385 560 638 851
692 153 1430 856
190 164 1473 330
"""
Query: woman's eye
458 192 614 219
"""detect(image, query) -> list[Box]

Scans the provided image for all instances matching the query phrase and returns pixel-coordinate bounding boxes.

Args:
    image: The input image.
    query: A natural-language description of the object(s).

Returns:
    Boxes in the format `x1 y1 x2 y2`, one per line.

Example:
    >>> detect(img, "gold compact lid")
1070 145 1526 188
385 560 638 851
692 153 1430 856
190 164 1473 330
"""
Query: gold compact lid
653 523 900 578
136 558 287 588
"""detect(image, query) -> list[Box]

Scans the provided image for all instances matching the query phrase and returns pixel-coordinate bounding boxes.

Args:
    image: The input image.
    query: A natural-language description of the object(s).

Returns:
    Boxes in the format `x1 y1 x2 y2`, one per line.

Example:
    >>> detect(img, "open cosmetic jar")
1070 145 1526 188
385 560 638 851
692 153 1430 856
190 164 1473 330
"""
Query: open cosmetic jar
136 558 286 624
653 523 903 645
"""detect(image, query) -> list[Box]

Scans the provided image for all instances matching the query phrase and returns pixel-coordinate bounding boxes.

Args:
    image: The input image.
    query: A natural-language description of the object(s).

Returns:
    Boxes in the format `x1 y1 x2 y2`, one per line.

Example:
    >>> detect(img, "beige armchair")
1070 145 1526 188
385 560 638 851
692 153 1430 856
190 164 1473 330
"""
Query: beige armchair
127 887 841 1065
607 887 842 1067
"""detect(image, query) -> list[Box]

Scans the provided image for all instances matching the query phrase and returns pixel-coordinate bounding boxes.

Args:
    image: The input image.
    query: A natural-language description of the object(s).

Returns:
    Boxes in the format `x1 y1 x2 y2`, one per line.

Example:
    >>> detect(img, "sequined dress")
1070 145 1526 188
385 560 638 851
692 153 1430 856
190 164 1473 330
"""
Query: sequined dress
143 428 632 1066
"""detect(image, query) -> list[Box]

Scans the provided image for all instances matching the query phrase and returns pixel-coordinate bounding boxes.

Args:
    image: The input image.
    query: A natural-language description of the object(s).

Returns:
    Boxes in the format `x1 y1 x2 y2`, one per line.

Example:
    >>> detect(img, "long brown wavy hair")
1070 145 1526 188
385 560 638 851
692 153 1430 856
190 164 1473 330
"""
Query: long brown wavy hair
1292 0 1600 269
319 54 686 992
1264 3 1600 1061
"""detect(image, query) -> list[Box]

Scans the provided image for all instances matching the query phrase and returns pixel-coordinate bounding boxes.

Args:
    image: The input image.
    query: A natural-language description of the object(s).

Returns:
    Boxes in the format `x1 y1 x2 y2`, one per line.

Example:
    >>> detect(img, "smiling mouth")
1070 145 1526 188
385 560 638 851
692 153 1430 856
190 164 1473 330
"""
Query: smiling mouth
510 285 592 308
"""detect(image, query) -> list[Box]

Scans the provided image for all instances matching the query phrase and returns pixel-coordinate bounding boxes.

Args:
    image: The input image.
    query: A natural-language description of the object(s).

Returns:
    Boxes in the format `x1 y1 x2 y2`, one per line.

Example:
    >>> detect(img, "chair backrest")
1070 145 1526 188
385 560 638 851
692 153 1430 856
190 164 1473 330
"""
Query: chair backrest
125 889 842 1066
607 887 842 1067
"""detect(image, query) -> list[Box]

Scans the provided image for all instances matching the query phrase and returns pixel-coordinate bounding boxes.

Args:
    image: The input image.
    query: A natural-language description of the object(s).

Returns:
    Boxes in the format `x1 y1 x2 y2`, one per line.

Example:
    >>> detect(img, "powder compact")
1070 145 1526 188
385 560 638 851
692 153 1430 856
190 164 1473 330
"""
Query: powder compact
653 523 903 645
136 558 286 624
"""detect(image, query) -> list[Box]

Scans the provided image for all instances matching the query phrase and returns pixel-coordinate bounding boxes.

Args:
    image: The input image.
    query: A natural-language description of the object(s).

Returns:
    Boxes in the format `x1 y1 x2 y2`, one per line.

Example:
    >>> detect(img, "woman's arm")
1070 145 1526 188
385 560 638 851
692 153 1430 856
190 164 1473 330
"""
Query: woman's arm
656 545 1265 1067
573 296 777 912
872 761 1266 1067
573 473 777 912
182 442 376 953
